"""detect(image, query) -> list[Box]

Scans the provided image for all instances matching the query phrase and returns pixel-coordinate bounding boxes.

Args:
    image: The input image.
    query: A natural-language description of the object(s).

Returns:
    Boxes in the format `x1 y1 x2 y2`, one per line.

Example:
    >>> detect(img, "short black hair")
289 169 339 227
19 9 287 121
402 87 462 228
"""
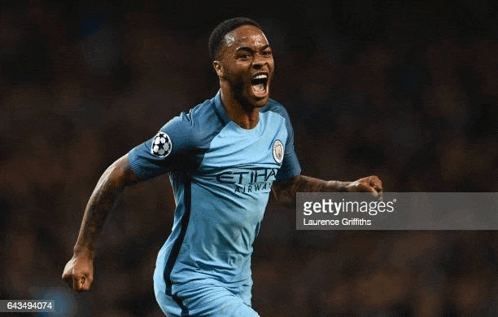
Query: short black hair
208 17 263 61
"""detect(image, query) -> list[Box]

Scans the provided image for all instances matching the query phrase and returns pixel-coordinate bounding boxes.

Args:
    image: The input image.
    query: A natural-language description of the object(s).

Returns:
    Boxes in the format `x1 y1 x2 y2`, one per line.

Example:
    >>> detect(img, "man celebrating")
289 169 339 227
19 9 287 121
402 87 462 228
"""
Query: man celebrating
62 17 382 317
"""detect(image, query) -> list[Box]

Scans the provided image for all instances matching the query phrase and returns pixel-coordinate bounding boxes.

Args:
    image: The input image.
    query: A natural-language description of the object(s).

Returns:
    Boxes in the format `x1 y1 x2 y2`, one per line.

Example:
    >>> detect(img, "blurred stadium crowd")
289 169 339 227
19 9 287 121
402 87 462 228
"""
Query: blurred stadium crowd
2 0 498 315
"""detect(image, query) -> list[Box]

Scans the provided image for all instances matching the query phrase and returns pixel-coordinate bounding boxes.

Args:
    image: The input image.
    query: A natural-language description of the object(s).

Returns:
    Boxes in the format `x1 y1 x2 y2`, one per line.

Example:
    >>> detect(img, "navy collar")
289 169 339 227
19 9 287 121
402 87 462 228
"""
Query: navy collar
213 90 272 125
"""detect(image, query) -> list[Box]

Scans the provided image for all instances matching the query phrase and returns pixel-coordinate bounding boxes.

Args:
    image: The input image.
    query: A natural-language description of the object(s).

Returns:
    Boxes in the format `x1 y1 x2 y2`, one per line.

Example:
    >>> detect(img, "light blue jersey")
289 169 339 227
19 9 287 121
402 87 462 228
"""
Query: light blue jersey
128 91 300 316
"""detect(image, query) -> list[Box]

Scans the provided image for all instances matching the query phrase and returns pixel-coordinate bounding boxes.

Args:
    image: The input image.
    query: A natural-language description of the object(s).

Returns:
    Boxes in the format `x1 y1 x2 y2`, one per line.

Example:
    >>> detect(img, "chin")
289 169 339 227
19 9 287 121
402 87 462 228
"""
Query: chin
253 96 269 108
237 90 270 109
249 88 271 108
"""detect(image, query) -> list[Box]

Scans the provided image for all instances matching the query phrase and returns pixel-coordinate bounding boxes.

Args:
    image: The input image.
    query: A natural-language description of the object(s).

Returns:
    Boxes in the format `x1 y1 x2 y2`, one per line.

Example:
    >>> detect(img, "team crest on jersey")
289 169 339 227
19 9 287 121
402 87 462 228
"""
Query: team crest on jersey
273 139 284 164
151 132 172 157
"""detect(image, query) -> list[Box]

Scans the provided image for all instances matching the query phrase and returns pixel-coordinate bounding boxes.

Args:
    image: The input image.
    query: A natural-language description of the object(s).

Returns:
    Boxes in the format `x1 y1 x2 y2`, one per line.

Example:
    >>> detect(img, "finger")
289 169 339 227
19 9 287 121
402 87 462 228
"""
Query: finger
378 189 384 201
62 272 73 288
80 274 93 292
369 177 383 201
62 265 75 287
72 274 79 291
368 176 382 193
370 187 379 197
362 184 378 196
373 182 382 193
72 274 88 292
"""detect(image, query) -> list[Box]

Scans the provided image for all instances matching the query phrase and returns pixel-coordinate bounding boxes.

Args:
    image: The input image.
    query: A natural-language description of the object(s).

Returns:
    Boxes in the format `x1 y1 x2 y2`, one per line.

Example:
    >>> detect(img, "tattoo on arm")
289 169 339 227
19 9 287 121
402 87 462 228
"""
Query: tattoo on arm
74 155 139 258
292 175 343 192
272 175 347 207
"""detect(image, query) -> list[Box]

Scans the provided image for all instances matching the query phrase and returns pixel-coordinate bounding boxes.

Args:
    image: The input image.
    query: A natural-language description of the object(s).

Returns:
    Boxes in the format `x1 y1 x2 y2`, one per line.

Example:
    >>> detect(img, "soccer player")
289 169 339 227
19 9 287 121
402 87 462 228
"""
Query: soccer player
62 17 382 317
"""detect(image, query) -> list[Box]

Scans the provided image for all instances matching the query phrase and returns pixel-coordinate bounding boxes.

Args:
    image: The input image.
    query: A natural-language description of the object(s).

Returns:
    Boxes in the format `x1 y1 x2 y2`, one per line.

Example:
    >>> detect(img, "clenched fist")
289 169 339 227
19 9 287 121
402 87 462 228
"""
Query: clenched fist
345 175 383 197
62 255 94 292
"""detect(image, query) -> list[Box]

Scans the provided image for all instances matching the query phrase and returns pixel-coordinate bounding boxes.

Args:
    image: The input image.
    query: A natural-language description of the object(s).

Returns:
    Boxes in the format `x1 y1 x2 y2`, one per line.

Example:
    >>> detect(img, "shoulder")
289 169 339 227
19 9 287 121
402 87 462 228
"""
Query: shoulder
261 99 289 117
168 98 215 126
261 99 295 132
160 96 227 147
188 97 224 127
261 99 290 125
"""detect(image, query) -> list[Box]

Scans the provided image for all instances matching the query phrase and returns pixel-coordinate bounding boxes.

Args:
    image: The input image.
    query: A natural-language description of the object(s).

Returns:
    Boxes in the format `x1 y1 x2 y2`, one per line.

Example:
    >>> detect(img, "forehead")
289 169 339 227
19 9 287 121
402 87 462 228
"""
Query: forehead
223 25 269 49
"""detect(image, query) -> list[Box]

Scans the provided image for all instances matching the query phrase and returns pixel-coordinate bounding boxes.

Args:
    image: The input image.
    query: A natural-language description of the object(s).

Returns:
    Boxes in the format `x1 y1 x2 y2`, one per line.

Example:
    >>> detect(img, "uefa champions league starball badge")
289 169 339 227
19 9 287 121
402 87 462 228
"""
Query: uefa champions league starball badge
273 139 284 164
151 132 172 157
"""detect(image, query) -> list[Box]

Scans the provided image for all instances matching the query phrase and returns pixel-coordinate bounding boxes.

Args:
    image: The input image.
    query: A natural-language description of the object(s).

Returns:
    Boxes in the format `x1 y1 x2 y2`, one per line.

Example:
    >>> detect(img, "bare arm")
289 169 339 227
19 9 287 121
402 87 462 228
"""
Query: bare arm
62 154 140 291
272 174 382 208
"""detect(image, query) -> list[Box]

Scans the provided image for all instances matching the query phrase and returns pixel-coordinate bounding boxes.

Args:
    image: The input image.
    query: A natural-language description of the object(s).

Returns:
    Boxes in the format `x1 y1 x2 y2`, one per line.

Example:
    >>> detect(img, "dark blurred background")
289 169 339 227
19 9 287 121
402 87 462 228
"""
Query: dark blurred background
2 0 498 315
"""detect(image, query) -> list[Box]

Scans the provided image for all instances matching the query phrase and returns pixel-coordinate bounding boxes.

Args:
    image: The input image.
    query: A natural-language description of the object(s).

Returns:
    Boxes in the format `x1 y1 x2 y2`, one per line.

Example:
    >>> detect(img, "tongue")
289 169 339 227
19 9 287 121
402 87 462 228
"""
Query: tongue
251 81 267 98
254 83 265 91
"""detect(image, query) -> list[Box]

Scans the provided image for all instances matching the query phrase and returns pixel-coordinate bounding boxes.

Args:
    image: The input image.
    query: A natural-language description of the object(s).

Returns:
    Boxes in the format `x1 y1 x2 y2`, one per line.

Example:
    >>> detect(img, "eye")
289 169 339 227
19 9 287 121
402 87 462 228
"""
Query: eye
237 52 251 60
262 49 272 56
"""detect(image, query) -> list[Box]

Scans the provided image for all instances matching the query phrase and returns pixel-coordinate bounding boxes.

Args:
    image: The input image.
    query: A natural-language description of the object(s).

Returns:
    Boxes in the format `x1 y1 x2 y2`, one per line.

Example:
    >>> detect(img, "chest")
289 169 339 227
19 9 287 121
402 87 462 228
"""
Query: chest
200 115 287 173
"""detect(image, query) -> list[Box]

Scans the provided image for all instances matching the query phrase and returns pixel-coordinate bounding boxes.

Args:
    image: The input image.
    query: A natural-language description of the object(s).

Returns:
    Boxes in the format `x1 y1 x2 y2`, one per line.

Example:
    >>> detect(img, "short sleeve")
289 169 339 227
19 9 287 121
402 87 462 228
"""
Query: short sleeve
275 109 301 182
128 112 196 180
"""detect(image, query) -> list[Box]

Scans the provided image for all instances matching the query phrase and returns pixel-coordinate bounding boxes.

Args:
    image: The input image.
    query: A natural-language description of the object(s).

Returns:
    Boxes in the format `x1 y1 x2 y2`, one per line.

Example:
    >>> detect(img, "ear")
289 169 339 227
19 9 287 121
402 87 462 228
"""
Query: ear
213 60 225 78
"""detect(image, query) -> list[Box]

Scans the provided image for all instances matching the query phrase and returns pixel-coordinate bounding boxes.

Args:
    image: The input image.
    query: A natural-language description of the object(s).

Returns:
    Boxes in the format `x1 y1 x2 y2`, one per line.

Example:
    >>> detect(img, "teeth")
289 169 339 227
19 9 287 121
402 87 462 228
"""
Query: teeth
254 74 267 80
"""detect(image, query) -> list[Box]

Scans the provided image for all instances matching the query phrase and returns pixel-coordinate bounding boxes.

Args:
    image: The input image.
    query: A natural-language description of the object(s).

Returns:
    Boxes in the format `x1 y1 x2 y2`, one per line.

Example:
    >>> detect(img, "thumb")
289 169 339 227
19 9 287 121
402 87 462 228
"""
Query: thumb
368 186 379 196
74 272 93 292
356 181 378 196
73 274 86 291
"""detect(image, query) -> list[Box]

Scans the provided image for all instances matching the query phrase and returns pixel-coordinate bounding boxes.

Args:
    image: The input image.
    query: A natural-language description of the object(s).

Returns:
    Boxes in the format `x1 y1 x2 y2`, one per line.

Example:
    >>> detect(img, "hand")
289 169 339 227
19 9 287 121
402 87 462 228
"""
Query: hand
345 175 383 197
62 254 94 292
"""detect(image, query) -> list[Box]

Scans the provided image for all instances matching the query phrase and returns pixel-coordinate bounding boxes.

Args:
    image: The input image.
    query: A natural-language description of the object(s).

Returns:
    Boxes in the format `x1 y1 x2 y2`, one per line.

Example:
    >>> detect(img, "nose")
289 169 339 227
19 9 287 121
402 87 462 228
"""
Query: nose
252 54 266 69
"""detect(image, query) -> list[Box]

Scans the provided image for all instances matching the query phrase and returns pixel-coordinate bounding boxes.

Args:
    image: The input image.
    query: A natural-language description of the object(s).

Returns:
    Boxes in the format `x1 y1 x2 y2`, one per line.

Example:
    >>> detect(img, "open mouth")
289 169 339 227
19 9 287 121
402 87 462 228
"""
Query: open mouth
251 74 268 97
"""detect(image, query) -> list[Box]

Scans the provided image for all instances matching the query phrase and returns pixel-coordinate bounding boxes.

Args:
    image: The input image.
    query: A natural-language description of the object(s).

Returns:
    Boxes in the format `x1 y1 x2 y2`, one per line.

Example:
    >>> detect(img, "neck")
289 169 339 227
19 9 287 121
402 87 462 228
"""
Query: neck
219 84 260 130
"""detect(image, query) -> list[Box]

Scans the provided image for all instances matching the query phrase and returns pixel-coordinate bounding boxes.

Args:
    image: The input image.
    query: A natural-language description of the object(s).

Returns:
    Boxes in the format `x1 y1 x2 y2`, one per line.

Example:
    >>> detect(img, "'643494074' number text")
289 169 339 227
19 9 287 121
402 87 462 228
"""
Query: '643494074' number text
2 300 55 312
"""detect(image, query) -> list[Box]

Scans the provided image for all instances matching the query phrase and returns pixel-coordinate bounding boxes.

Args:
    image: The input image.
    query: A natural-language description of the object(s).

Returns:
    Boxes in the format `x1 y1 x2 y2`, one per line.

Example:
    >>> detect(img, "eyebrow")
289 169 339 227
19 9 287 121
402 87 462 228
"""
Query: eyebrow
235 44 271 52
